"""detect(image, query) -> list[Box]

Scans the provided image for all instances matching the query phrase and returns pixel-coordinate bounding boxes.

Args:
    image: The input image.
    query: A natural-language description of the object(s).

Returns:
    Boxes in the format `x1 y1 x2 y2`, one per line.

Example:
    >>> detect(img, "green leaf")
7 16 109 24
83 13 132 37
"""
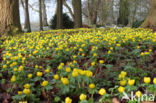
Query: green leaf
54 96 61 102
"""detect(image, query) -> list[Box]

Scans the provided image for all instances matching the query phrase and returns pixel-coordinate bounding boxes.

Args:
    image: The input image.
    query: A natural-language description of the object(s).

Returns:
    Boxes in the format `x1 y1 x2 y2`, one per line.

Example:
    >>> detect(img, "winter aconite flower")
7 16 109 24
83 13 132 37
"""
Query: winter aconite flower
89 83 95 89
11 75 16 82
45 69 50 73
54 74 59 80
65 97 72 103
86 70 93 77
144 77 151 84
79 94 87 101
99 60 104 64
120 80 126 86
98 88 106 95
118 86 125 93
41 80 48 87
36 72 43 77
153 78 156 84
28 74 32 78
72 71 78 77
128 79 135 86
121 71 127 77
61 77 69 85
23 88 30 95
24 84 30 89
19 101 27 103
65 67 71 72
136 91 142 97
18 91 22 95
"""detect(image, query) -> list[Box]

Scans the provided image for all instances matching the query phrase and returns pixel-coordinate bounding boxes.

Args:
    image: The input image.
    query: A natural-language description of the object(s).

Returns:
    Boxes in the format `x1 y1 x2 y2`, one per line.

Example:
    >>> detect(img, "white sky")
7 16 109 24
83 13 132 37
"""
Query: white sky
20 0 70 24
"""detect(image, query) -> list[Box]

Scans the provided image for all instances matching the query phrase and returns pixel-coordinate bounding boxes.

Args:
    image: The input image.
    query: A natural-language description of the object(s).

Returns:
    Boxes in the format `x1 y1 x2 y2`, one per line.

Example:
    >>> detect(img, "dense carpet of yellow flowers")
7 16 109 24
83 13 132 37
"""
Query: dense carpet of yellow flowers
0 28 156 103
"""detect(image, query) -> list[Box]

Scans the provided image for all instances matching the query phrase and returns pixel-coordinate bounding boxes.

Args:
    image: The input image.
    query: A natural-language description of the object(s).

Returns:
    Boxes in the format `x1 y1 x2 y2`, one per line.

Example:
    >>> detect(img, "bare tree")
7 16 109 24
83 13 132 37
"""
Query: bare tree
86 0 100 26
21 0 31 32
42 0 48 26
141 0 156 30
72 0 82 28
39 0 43 30
57 0 63 29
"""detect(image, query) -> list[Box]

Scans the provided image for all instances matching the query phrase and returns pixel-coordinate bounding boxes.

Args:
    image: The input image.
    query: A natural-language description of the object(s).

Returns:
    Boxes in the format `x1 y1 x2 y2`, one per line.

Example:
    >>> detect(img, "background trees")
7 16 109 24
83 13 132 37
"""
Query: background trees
0 0 21 35
0 0 155 34
21 0 31 32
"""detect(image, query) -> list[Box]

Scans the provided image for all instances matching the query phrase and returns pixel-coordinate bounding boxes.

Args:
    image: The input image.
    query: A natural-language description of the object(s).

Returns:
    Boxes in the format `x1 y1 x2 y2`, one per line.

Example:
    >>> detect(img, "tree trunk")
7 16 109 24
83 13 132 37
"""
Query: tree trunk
140 0 156 30
72 0 82 28
42 0 48 26
39 0 43 31
57 0 63 29
0 0 21 35
87 0 100 26
117 0 129 26
25 0 31 32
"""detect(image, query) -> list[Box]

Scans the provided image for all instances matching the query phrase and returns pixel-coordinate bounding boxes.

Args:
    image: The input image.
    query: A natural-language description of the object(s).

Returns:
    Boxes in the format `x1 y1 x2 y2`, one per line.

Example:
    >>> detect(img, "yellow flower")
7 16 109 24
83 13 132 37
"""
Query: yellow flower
93 53 97 57
18 91 22 95
65 97 72 103
11 75 16 82
18 66 24 71
36 72 43 77
116 43 121 47
79 48 83 52
136 91 142 98
78 70 85 75
121 71 127 77
98 88 106 95
128 79 135 86
28 74 32 78
54 74 59 80
2 65 7 69
99 60 104 64
91 62 95 66
118 86 125 93
41 80 48 87
45 69 50 73
110 47 113 50
33 50 38 55
144 77 151 84
79 94 87 101
60 63 64 66
58 65 63 70
24 84 30 89
61 77 69 85
108 50 111 54
153 78 156 84
13 68 18 72
120 80 127 86
86 70 93 77
65 67 71 72
73 55 77 59
72 71 79 77
137 46 140 49
19 101 27 103
141 52 144 56
89 83 95 89
35 65 39 69
23 88 30 95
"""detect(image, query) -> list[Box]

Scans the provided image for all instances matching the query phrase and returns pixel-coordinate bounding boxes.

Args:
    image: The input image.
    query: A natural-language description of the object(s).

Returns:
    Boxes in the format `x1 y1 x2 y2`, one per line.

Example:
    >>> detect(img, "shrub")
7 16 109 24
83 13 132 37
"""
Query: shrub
132 20 144 28
49 13 74 29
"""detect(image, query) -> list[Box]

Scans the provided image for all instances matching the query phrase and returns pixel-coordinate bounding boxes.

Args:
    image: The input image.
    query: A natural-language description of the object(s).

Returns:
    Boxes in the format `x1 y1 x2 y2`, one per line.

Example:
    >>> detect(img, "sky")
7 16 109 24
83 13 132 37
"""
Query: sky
20 0 70 24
